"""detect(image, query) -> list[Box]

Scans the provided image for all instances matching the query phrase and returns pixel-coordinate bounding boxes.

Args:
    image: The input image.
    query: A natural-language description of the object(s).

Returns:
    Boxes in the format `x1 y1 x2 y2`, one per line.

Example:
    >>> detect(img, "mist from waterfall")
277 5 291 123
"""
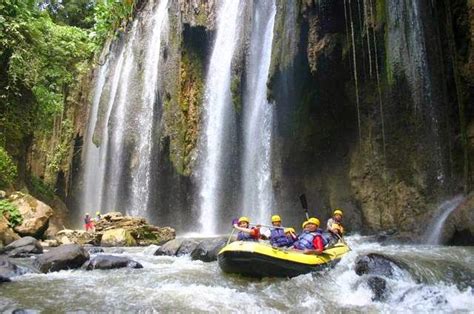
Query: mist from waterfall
242 0 276 224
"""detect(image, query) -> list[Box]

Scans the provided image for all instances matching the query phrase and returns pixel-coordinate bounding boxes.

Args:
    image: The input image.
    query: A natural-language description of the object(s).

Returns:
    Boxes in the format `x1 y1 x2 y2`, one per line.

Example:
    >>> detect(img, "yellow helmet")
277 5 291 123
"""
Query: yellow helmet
284 227 295 234
333 209 343 216
303 217 320 228
271 215 281 223
238 216 250 224
96 211 100 215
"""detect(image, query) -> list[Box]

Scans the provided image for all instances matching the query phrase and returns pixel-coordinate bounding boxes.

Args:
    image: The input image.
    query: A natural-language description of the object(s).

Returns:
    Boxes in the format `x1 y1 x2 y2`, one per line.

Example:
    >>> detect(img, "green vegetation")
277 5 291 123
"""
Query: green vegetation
29 175 55 201
0 199 23 227
0 146 17 188
0 0 135 190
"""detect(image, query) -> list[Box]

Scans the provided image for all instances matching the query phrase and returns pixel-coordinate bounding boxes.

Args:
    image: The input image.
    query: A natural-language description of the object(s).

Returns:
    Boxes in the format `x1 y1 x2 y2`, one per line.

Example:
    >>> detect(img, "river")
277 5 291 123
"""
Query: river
1 235 473 313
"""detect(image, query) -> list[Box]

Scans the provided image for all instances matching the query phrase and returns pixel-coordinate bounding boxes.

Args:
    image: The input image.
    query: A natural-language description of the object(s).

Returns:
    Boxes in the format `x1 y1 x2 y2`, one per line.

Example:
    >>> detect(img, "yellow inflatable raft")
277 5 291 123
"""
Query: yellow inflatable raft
218 240 350 278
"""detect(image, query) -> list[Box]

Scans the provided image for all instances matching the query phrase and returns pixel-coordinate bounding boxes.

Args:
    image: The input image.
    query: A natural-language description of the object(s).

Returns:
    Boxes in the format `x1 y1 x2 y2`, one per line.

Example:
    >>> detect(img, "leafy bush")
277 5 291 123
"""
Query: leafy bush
0 200 23 228
0 147 17 188
29 175 55 201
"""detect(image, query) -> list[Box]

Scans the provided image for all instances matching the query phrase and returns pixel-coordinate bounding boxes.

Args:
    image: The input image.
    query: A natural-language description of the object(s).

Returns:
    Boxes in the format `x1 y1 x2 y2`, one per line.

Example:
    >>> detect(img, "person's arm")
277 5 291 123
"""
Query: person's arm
233 224 253 234
304 236 324 254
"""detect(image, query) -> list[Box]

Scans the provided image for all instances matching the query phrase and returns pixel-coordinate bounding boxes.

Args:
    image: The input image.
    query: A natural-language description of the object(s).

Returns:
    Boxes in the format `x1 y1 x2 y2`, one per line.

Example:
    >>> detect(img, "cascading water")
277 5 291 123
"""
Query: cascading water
242 0 276 224
80 1 169 219
386 0 447 186
197 0 242 234
424 195 465 244
103 22 139 212
130 0 169 216
80 51 110 219
80 36 128 219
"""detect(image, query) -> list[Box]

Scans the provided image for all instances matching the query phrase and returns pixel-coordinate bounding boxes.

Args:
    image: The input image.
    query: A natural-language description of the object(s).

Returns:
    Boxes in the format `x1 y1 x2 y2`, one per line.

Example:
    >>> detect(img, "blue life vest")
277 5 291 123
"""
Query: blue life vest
294 229 329 250
270 228 293 247
237 231 256 241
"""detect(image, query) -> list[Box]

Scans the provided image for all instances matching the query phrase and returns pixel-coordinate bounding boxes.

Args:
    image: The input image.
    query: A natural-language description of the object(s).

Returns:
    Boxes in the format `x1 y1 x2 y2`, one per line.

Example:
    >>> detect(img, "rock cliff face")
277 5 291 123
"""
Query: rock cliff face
31 0 472 241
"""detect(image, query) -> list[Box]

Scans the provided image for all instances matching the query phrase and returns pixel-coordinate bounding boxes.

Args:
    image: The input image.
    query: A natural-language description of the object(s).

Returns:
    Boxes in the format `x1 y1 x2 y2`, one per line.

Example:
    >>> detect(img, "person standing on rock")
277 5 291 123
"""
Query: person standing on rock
84 213 94 232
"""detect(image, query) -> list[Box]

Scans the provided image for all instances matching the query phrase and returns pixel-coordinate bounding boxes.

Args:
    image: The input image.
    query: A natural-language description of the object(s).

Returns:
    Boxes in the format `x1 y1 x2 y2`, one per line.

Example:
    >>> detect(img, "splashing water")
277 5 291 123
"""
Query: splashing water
1 236 472 312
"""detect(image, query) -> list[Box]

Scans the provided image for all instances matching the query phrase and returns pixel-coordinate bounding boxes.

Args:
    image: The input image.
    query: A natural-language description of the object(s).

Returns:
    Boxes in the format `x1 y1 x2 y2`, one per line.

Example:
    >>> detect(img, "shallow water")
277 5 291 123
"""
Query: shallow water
1 236 473 313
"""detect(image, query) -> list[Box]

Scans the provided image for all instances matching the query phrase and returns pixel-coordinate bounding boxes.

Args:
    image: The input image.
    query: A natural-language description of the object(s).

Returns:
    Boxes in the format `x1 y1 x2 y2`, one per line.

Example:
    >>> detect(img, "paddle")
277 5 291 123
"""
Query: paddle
299 194 310 220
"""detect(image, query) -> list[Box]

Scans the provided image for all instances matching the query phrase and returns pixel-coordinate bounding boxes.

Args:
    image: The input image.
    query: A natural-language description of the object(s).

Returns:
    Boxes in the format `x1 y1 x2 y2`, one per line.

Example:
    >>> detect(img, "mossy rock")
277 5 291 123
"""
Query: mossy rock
101 228 137 247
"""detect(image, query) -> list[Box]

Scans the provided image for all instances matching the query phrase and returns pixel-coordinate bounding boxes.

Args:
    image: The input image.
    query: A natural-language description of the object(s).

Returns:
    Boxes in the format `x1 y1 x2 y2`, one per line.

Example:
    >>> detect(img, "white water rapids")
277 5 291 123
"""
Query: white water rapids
1 236 473 312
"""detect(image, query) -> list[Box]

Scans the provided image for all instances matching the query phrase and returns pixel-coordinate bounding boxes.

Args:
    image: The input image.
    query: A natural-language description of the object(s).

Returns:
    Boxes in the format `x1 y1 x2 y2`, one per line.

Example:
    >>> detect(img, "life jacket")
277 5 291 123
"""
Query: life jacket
237 230 257 241
270 228 293 247
315 229 330 247
327 218 344 235
294 229 329 250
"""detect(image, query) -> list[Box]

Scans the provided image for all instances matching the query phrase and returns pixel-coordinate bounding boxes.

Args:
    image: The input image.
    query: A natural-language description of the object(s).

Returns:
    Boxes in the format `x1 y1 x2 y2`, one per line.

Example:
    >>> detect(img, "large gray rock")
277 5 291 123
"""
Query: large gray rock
1 236 43 258
191 237 227 262
154 239 183 256
0 256 28 278
34 244 89 273
176 239 199 257
83 255 143 270
355 253 407 278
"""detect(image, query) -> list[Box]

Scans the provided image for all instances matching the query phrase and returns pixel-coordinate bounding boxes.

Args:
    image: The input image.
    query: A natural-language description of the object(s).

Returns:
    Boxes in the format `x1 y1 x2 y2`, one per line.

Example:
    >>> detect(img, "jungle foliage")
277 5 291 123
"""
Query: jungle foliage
0 0 134 188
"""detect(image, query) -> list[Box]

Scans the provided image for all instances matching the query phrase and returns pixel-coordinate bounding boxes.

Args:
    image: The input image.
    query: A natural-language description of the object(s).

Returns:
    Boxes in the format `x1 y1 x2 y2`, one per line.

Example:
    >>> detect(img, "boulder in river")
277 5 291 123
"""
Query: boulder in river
0 215 20 246
101 228 137 247
83 255 143 270
0 275 11 283
355 253 407 278
56 229 99 246
94 212 175 246
154 239 183 256
191 237 227 262
0 256 28 278
1 236 43 258
9 192 53 238
34 244 89 273
176 239 200 257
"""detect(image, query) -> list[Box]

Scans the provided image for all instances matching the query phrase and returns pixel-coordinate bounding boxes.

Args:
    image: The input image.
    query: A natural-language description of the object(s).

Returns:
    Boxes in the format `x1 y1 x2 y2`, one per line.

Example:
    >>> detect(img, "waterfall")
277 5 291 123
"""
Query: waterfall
424 195 465 244
197 0 242 233
242 0 276 224
387 0 447 186
80 0 169 219
130 0 169 216
103 22 139 212
80 52 110 218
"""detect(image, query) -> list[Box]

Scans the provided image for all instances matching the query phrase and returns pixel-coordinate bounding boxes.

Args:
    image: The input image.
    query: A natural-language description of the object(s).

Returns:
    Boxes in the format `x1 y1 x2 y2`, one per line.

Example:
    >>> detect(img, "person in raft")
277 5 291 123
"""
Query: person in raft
84 213 94 232
293 217 328 254
233 216 260 241
269 215 297 247
326 209 344 243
